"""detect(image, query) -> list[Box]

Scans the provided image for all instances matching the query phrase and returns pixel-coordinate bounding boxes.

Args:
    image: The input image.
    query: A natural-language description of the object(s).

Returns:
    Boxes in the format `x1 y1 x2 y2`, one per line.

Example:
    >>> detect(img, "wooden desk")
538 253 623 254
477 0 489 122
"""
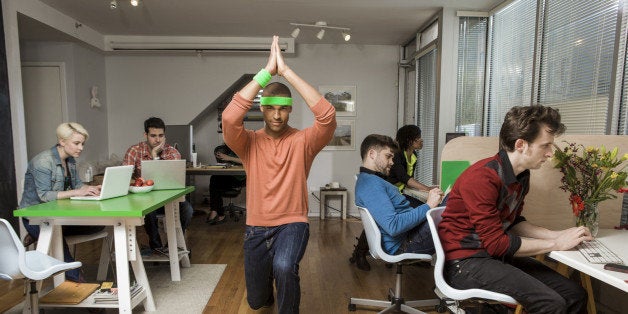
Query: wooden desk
186 166 245 204
13 187 194 313
186 165 245 176
549 229 628 313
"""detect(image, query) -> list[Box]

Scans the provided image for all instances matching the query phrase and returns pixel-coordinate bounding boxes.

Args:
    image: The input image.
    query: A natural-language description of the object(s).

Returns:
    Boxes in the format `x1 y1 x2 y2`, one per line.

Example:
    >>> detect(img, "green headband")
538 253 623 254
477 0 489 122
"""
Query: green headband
260 96 293 106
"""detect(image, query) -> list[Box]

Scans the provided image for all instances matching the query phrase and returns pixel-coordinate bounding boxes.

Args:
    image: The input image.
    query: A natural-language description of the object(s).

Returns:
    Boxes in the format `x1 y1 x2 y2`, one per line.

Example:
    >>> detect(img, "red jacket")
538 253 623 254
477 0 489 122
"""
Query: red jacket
438 150 528 262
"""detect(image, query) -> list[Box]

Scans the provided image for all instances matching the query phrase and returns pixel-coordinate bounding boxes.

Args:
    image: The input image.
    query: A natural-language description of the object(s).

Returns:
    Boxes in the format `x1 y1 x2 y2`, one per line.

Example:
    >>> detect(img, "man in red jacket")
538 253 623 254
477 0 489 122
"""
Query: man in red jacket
438 105 591 313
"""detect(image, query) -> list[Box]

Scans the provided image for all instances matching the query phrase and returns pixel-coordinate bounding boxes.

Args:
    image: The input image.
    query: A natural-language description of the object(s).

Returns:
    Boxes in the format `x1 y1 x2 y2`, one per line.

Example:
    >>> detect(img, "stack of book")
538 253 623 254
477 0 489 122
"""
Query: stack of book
92 283 143 304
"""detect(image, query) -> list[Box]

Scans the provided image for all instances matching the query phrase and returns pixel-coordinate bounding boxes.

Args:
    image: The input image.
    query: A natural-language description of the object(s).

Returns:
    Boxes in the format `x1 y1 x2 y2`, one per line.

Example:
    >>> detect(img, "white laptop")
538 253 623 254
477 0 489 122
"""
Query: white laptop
141 159 186 190
71 165 134 201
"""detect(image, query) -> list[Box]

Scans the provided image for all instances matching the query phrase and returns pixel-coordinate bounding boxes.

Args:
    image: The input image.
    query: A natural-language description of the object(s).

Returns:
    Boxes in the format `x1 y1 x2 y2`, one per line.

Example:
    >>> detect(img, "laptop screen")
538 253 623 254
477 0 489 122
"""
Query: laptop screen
140 160 186 190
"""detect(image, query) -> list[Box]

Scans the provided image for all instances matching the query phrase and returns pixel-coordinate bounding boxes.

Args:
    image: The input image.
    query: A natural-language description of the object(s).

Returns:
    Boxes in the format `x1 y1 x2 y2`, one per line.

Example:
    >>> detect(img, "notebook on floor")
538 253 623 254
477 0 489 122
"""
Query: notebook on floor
141 159 186 190
70 165 133 201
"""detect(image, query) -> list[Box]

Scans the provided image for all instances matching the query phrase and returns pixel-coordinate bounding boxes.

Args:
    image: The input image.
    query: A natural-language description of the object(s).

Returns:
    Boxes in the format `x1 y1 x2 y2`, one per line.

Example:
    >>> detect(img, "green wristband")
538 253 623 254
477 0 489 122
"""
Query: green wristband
260 96 293 106
253 69 272 88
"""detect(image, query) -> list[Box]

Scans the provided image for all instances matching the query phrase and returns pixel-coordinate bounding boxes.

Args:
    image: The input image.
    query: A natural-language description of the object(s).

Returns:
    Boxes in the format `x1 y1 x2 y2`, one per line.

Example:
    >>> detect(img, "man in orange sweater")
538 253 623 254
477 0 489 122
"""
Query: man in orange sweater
222 36 336 313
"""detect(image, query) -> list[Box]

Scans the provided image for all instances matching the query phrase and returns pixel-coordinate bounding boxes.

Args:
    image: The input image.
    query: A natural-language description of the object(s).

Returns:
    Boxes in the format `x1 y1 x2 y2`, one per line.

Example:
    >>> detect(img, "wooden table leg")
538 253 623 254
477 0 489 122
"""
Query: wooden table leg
579 273 596 314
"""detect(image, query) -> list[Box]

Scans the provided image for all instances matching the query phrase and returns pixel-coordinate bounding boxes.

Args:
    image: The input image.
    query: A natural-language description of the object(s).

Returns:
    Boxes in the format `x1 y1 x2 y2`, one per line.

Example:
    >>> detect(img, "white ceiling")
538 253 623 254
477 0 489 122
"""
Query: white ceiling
22 0 503 46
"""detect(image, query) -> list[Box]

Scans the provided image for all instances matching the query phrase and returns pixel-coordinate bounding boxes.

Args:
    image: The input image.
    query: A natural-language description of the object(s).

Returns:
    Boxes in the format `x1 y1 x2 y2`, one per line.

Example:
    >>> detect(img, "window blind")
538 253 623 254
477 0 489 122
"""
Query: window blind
415 49 437 185
486 0 537 136
619 2 628 135
456 16 488 136
538 0 619 134
621 42 628 134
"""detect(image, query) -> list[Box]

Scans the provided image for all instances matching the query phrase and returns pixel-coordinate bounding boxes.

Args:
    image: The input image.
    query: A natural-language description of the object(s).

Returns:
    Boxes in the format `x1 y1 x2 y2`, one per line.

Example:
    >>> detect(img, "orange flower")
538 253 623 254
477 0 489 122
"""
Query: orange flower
570 194 584 216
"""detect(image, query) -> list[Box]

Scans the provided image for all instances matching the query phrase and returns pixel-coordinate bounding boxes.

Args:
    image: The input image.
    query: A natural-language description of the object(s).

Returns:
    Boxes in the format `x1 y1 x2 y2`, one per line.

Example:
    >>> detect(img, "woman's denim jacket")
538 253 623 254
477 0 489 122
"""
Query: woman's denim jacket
19 146 83 208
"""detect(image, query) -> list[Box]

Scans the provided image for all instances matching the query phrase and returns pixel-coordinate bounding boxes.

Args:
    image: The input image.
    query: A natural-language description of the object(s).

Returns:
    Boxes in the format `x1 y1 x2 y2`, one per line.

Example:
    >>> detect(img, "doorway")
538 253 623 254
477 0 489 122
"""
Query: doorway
21 62 68 160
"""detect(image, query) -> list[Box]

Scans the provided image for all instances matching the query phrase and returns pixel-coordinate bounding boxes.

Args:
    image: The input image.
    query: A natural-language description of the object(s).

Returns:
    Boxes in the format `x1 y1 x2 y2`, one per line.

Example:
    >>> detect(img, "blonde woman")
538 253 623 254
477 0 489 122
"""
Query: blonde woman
20 122 103 282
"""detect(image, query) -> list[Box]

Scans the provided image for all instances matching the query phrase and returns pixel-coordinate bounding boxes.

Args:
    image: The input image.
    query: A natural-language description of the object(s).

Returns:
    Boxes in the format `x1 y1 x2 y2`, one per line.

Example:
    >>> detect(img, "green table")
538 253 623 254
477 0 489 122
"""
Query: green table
14 187 194 313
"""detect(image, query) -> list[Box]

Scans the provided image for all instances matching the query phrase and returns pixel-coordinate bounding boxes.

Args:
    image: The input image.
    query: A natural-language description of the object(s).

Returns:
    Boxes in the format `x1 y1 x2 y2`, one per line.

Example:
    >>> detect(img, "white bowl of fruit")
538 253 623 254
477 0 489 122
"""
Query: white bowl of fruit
129 178 155 193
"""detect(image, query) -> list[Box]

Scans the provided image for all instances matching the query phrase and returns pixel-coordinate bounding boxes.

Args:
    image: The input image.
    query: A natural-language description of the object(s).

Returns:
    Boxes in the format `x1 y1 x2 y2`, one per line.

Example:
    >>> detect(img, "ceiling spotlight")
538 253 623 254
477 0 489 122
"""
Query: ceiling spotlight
342 31 351 41
289 21 350 42
110 0 117 9
291 28 300 39
130 0 139 6
316 29 325 40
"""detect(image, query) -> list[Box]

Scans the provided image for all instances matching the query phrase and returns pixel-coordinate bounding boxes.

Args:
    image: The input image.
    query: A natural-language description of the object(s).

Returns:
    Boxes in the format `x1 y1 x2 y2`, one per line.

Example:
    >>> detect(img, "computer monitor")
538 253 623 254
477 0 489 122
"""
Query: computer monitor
445 132 466 143
165 124 193 161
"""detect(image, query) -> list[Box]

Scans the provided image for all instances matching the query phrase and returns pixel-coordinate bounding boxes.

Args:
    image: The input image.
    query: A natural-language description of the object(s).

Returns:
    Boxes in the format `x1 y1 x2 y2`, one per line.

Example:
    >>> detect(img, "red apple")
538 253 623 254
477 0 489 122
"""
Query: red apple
145 179 154 186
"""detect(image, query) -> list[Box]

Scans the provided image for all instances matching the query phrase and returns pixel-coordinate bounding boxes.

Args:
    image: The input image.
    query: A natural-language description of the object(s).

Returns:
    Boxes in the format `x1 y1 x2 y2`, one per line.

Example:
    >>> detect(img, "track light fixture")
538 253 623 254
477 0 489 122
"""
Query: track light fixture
109 0 141 9
342 31 351 42
289 21 351 41
316 29 325 40
291 27 301 38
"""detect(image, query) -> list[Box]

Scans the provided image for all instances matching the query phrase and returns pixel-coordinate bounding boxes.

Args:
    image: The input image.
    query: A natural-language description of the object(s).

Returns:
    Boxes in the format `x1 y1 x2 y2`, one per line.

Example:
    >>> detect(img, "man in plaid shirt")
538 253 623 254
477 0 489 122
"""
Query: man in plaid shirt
123 117 193 254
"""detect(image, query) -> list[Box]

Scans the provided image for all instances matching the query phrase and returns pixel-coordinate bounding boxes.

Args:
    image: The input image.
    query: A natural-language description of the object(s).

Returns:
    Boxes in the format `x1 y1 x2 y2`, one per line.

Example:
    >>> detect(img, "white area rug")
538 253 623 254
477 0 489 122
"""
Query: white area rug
6 264 226 313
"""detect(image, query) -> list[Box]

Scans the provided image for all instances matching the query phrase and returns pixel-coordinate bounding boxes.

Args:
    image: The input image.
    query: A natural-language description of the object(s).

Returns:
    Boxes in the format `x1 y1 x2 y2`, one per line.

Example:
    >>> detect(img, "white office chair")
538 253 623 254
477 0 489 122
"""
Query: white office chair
0 218 82 314
348 206 441 313
426 207 521 314
66 228 113 281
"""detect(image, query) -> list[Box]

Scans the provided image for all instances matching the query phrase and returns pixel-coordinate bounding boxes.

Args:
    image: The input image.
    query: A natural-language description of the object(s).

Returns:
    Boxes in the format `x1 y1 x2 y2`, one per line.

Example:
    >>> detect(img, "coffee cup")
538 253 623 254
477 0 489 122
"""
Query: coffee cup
192 152 198 168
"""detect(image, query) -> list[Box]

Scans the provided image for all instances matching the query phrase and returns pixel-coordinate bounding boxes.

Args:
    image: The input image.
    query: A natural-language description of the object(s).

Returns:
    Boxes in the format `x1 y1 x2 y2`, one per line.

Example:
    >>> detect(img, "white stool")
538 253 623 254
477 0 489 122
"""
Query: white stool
66 229 112 281
319 187 348 220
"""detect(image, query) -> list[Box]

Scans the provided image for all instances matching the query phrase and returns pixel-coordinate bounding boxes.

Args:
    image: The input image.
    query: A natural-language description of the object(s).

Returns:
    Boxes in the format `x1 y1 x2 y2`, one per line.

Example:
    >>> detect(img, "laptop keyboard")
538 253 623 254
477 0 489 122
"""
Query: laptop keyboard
402 188 428 202
577 239 623 264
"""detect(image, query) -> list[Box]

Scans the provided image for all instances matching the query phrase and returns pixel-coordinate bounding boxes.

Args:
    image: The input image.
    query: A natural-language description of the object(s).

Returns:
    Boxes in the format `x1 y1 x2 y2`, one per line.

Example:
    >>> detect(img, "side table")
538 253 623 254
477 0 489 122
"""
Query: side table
319 187 348 220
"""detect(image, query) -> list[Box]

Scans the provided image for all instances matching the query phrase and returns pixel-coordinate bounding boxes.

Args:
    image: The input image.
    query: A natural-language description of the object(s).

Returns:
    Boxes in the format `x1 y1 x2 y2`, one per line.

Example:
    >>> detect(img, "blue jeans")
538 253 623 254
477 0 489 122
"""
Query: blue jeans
395 219 435 255
445 256 587 314
22 218 104 282
243 222 309 314
144 201 194 249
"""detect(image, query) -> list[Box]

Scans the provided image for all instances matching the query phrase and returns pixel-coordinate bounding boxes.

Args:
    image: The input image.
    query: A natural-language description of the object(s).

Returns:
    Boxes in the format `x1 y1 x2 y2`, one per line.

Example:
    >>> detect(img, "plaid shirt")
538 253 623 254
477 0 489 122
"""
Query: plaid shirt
123 141 181 179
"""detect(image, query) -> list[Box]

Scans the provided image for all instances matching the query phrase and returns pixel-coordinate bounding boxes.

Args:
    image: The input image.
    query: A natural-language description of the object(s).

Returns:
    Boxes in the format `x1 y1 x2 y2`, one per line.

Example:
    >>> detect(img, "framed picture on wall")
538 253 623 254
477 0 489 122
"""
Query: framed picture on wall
324 119 355 151
319 85 357 116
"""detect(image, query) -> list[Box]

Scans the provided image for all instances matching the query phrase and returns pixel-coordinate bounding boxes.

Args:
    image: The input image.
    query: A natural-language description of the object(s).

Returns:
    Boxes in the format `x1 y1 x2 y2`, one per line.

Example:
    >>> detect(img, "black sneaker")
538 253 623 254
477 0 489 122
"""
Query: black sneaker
210 216 226 225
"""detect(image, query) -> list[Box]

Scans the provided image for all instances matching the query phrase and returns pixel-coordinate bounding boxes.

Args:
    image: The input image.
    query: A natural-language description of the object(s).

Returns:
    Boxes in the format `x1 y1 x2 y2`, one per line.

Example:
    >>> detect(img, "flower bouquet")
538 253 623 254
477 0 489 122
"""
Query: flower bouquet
553 142 628 236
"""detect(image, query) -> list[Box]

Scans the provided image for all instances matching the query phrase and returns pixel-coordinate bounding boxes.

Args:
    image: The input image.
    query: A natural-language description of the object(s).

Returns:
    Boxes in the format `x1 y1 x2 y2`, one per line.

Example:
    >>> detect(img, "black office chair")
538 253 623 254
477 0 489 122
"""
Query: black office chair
223 186 246 222
213 144 246 222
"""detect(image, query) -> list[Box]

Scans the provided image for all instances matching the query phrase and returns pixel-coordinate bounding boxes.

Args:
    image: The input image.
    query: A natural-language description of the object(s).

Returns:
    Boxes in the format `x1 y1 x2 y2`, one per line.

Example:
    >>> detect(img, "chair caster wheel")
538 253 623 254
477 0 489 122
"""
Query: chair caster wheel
348 303 356 311
435 304 447 313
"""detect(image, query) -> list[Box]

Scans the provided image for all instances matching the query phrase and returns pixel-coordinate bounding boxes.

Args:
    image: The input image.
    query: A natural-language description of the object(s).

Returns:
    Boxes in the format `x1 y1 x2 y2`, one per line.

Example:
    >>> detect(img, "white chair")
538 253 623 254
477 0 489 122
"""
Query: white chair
426 207 521 314
348 206 440 313
0 218 82 314
66 228 113 281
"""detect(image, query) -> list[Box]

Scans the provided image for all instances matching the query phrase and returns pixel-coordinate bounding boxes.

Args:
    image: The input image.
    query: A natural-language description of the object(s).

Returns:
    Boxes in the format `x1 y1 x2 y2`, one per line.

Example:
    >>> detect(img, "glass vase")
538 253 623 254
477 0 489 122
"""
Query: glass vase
576 202 599 237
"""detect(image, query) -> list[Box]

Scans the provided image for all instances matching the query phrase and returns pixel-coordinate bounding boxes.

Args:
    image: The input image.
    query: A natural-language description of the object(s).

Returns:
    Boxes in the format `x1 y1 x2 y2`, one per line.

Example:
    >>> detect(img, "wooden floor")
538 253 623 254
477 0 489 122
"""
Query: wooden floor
0 207 441 314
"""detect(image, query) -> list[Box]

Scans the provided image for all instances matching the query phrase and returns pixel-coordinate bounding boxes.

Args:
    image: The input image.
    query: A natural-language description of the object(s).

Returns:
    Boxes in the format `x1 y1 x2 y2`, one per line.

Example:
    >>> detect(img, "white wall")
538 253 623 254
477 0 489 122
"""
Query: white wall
5 0 449 217
20 41 109 163
4 0 106 199
105 44 400 215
